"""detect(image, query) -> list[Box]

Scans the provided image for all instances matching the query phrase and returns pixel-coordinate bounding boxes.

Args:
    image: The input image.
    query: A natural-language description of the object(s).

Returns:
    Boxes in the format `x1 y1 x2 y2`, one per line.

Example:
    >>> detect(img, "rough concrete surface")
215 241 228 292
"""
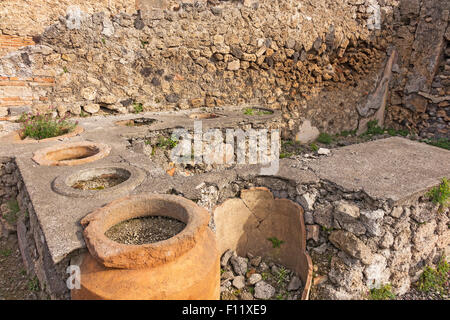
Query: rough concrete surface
309 137 450 204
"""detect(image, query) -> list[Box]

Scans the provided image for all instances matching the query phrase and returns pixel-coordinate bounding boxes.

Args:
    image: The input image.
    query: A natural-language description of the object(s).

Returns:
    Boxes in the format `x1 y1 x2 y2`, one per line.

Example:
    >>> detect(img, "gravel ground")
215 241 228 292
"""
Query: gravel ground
0 234 47 300
398 286 448 300
72 173 127 190
105 216 186 245
220 250 305 300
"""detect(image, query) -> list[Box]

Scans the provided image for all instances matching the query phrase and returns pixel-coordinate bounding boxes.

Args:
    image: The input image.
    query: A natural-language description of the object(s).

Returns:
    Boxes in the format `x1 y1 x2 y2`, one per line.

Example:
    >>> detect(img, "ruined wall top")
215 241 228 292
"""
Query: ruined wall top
1 0 385 37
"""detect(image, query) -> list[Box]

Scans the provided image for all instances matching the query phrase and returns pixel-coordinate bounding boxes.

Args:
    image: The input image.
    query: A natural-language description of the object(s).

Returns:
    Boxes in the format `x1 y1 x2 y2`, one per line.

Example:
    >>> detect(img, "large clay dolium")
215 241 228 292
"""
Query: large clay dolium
72 194 220 300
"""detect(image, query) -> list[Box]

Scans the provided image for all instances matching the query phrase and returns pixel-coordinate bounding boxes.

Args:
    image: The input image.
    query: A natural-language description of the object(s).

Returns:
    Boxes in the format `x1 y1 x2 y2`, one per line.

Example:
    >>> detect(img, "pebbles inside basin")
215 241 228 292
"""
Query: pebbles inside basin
71 173 128 190
220 250 305 300
105 216 186 245
116 118 158 126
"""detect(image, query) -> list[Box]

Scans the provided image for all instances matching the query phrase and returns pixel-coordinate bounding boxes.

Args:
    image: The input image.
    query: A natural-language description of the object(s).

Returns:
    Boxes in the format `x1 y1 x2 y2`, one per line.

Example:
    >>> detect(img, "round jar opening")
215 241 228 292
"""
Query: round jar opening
69 168 131 191
46 146 100 162
105 216 187 245
115 118 158 127
188 113 219 119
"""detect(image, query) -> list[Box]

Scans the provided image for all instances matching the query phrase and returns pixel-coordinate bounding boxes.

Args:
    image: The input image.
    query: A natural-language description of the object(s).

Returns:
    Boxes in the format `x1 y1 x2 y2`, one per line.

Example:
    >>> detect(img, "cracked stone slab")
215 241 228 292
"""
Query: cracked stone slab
308 137 450 204
213 187 313 299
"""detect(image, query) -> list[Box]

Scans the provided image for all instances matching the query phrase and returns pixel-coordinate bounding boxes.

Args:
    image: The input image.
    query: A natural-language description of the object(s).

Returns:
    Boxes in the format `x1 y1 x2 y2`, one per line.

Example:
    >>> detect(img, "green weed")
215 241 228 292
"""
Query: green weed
426 178 449 212
19 112 77 140
28 277 40 292
417 255 449 297
268 237 284 248
310 143 319 152
369 284 396 300
133 103 144 114
317 133 333 145
0 248 12 257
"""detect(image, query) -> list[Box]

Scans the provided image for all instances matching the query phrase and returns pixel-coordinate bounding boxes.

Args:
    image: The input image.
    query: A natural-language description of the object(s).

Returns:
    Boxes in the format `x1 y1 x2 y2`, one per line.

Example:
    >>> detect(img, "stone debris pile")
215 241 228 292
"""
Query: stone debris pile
220 249 304 300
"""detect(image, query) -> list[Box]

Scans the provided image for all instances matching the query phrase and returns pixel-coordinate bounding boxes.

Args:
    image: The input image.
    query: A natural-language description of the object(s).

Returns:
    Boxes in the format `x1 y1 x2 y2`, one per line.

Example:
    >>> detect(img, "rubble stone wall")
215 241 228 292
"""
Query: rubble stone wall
0 157 18 206
0 0 398 138
0 1 448 139
386 0 450 139
1 157 72 299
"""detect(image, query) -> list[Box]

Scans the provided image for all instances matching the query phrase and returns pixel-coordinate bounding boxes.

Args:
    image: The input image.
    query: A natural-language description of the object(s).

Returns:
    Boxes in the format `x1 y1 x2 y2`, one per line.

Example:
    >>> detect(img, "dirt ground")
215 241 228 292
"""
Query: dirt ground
0 233 42 300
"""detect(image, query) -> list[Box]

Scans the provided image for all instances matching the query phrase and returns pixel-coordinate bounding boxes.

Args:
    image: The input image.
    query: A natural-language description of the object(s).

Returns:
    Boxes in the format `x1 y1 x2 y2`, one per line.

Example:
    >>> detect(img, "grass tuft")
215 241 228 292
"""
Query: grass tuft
417 255 449 297
369 284 396 300
426 178 449 213
18 112 77 140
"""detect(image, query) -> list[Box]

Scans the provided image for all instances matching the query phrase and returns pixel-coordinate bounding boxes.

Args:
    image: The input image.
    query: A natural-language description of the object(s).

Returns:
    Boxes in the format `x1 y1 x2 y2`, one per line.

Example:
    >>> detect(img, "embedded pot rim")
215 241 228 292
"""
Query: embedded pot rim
0 125 84 144
114 117 159 127
52 165 146 198
81 193 211 269
188 112 221 119
32 141 111 166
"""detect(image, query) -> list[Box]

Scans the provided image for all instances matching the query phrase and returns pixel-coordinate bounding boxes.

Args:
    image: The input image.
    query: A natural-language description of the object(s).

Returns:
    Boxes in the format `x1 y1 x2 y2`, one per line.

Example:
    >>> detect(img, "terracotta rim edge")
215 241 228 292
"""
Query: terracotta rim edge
0 125 84 144
81 193 211 269
52 165 146 198
32 141 111 166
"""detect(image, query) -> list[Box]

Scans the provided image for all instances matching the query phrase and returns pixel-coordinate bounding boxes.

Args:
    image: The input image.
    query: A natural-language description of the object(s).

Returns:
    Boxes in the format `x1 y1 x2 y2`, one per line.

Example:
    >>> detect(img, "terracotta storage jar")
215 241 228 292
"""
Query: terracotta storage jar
72 194 220 300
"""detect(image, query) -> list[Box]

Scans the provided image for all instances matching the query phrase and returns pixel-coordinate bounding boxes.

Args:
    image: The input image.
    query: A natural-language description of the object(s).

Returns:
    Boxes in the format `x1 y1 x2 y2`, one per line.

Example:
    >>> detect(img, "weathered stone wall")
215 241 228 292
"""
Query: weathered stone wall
0 157 18 206
0 0 398 139
0 157 71 299
0 1 448 139
0 0 136 37
385 0 450 139
15 180 72 300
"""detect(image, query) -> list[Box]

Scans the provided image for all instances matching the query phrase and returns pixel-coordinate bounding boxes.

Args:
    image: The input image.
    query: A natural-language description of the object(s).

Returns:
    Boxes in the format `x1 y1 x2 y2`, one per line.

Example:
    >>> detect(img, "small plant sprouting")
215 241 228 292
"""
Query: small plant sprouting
321 226 334 233
101 38 106 45
279 152 293 159
18 111 77 140
369 284 396 300
133 103 144 114
0 248 12 257
156 136 179 149
276 267 288 285
417 255 449 297
310 143 319 152
426 177 449 213
363 120 384 136
3 198 20 225
267 237 284 249
79 110 88 118
276 292 287 300
141 40 149 48
317 133 333 145
7 198 19 214
386 127 409 137
28 277 40 292
338 130 357 137
426 138 450 150
243 108 272 116
63 66 69 73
